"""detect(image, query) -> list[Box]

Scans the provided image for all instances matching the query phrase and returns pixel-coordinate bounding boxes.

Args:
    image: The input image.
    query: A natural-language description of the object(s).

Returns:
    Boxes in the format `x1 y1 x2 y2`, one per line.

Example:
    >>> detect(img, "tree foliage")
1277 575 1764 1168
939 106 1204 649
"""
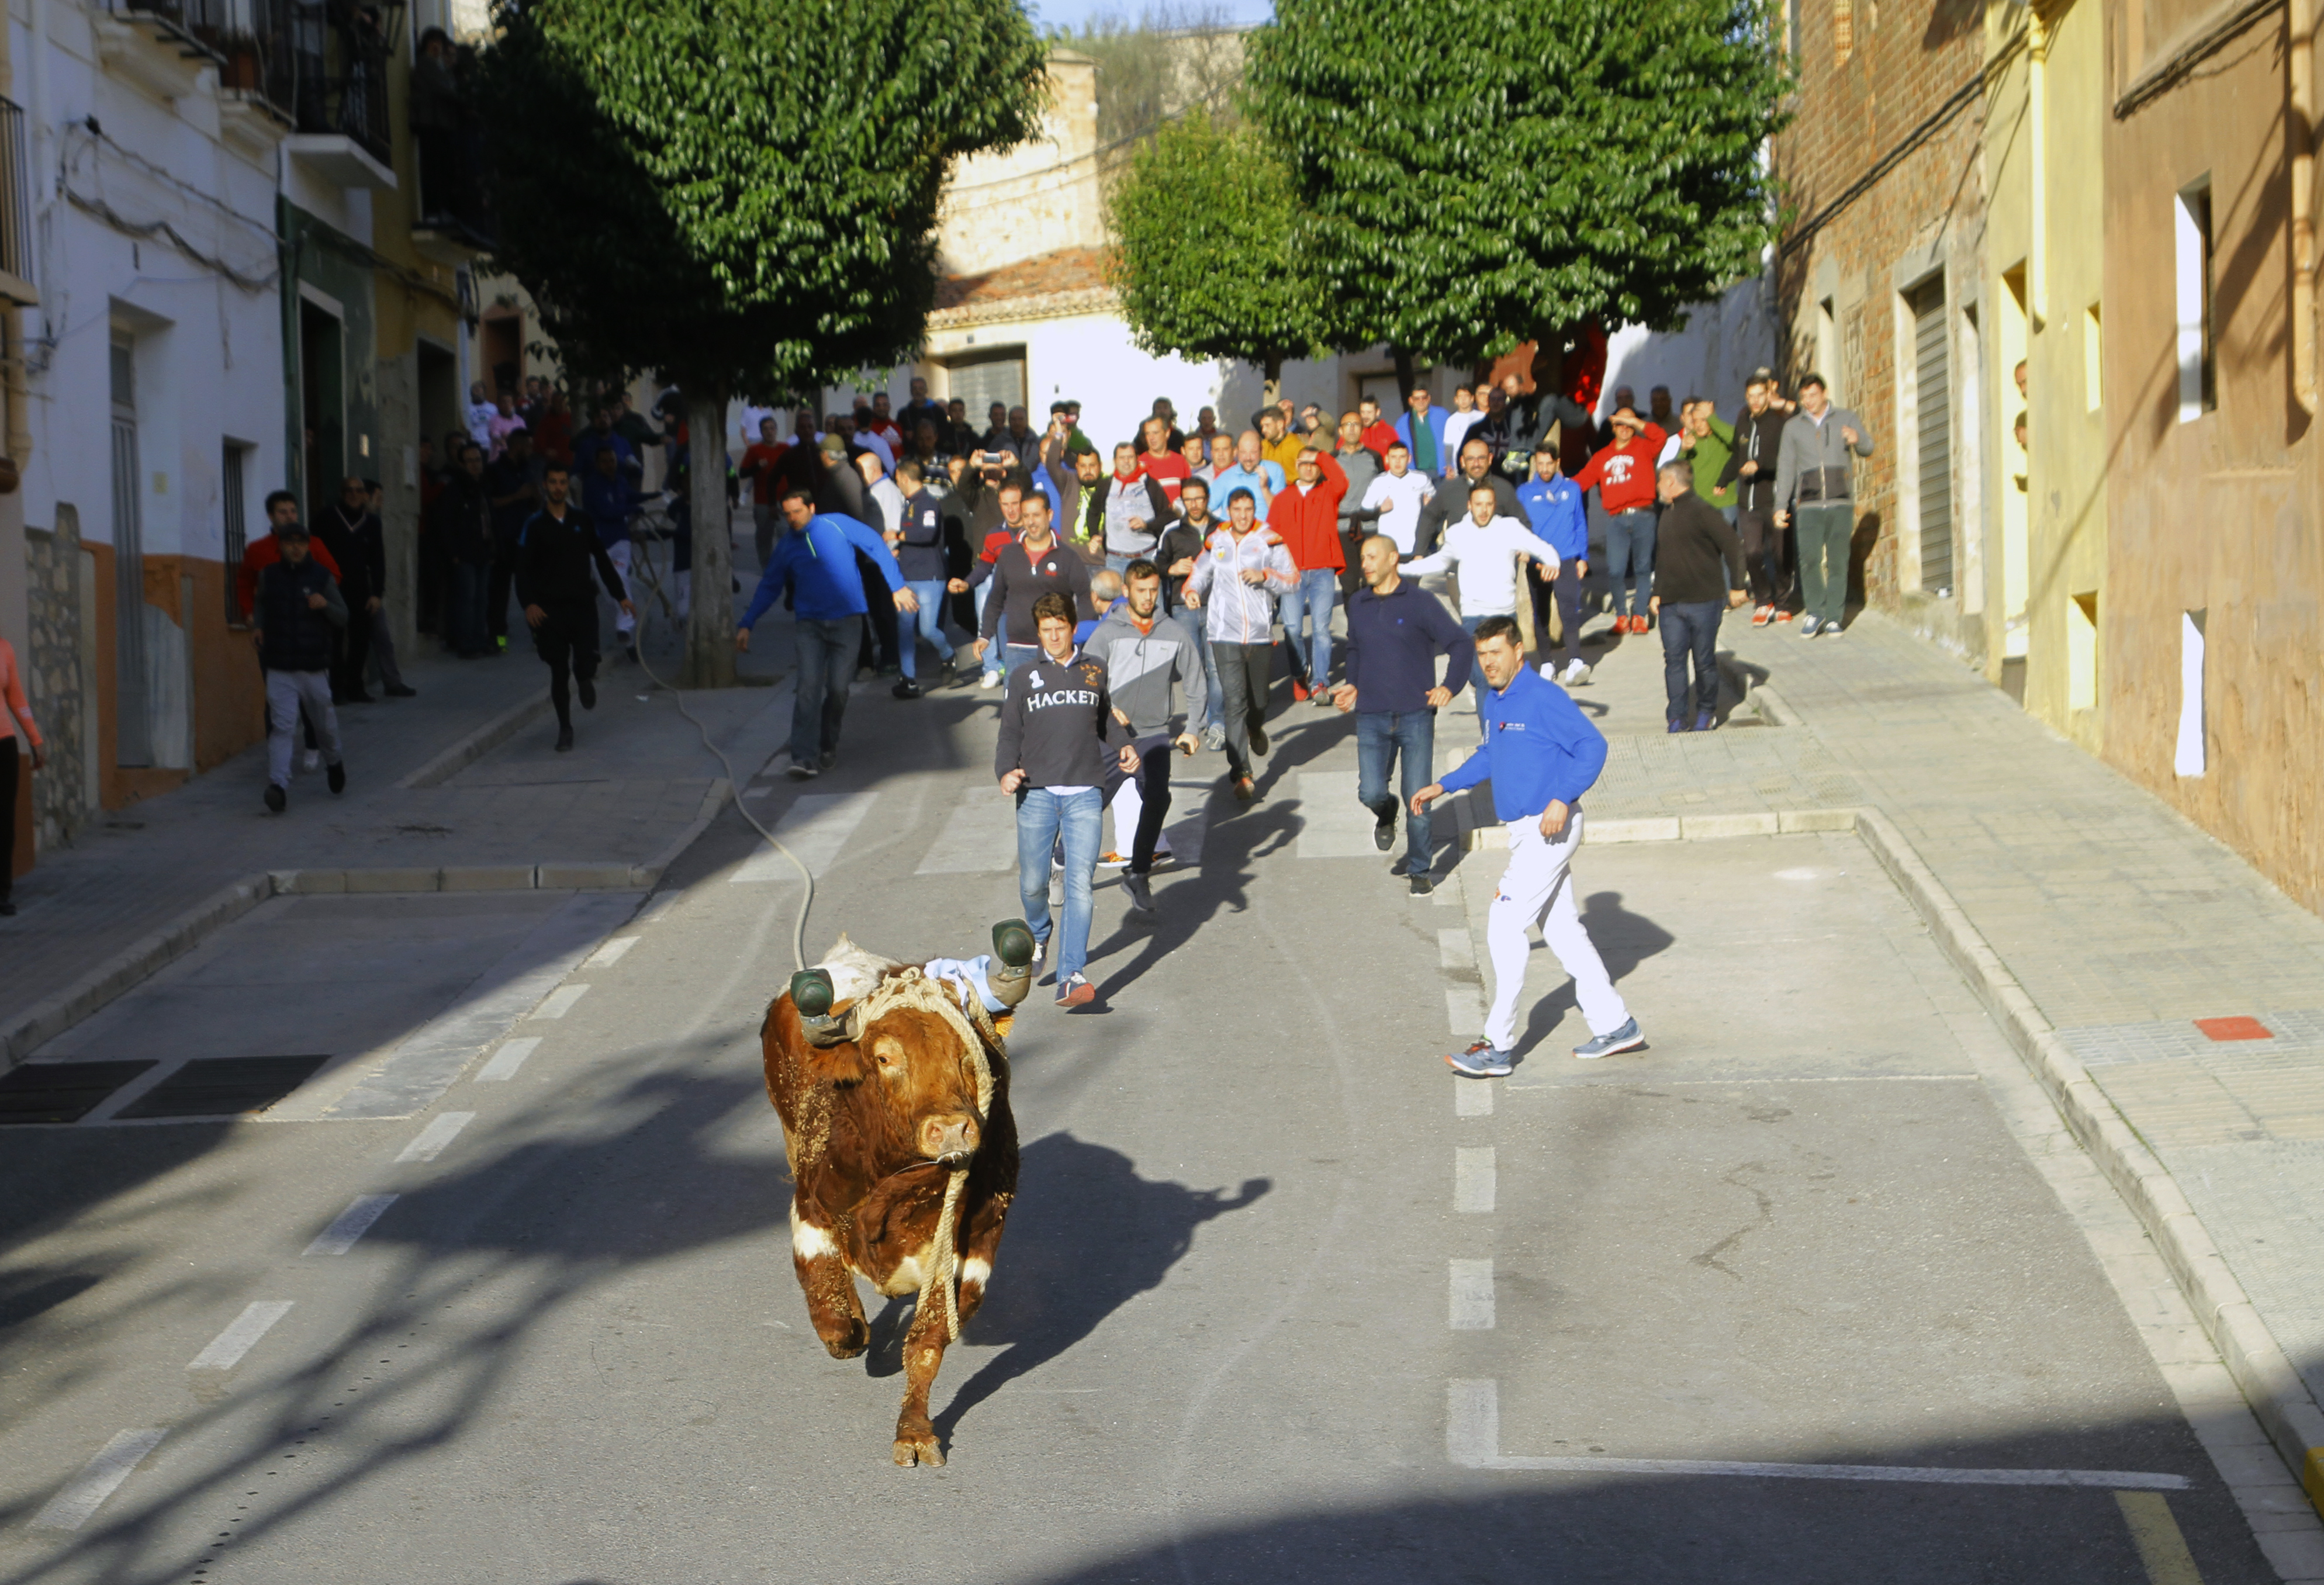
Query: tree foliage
477 0 1050 398
1244 0 1790 365
1105 107 1339 383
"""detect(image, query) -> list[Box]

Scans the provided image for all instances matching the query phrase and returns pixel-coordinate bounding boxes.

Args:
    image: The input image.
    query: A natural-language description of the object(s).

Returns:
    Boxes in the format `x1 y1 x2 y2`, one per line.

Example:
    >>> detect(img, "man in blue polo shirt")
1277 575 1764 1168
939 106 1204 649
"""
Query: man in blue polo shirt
1516 437 1592 684
736 487 916 780
1412 616 1644 1075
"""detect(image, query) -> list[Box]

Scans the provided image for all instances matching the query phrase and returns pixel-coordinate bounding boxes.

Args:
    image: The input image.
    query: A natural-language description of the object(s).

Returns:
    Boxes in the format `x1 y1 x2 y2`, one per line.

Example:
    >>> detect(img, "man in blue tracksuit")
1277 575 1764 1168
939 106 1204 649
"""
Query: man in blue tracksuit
1517 438 1592 684
735 488 916 780
1413 616 1644 1075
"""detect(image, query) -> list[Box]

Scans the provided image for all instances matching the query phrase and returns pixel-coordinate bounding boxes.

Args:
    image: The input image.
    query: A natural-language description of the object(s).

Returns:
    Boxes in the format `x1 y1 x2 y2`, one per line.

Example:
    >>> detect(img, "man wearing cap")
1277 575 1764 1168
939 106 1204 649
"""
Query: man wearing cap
1572 404 1668 633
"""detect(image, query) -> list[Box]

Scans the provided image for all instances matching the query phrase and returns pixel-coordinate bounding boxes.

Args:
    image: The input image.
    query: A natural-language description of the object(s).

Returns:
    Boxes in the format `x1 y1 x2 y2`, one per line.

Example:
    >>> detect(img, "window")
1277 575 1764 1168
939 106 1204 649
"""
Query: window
2083 302 2103 413
222 442 253 625
1834 0 1854 61
1907 276 1953 596
938 347 1026 423
2175 183 2215 420
2174 610 2207 776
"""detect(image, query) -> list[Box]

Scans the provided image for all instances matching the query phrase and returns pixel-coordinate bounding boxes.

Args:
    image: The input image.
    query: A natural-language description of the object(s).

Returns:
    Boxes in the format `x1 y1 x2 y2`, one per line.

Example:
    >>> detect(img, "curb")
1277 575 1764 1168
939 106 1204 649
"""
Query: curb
1853 807 2324 1521
395 695 554 789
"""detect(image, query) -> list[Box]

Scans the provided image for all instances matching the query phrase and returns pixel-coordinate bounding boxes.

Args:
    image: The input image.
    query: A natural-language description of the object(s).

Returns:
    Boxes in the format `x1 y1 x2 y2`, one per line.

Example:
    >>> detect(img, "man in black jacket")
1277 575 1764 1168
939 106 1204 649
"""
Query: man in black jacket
253 524 348 812
315 475 410 701
1716 372 1795 621
432 441 494 657
517 461 635 752
1647 461 1749 733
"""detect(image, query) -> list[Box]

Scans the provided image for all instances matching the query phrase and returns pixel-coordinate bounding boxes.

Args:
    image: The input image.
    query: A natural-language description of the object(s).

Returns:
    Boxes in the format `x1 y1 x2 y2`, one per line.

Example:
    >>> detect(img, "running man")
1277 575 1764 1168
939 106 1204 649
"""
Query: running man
1411 618 1644 1075
1084 558 1205 914
1182 486 1295 803
516 461 634 753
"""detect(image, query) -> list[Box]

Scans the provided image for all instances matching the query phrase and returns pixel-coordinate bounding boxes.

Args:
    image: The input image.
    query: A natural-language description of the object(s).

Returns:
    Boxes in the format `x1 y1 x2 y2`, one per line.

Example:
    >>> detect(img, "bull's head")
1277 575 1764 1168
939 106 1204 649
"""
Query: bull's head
794 995 985 1167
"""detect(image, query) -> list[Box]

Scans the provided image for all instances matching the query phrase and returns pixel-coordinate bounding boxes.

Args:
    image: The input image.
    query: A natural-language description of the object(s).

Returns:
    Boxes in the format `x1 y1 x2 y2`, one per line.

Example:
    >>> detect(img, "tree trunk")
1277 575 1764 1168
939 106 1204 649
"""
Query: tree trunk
683 384 737 688
1262 353 1282 407
1392 345 1416 402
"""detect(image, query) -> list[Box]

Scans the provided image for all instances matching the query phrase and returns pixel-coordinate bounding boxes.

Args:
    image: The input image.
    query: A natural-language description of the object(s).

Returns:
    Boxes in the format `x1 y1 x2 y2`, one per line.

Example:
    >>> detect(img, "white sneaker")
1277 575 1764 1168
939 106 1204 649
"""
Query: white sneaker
980 672 1004 689
302 749 320 773
1562 659 1592 686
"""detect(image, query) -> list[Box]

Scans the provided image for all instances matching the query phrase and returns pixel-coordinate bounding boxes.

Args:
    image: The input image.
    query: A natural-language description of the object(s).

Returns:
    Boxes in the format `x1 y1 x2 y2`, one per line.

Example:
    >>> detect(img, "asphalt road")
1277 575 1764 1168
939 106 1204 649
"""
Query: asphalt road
0 665 2291 1583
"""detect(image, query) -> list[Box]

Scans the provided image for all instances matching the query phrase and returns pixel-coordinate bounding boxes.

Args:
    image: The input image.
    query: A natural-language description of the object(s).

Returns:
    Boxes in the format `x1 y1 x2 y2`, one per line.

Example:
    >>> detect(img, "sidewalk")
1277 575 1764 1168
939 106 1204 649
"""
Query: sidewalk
1519 607 2324 1510
0 588 796 1055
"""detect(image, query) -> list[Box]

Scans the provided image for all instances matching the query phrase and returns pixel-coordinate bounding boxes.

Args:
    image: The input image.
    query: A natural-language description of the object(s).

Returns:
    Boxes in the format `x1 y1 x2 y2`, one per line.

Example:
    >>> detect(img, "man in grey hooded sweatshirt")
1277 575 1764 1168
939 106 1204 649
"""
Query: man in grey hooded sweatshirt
1083 557 1206 915
1772 373 1876 636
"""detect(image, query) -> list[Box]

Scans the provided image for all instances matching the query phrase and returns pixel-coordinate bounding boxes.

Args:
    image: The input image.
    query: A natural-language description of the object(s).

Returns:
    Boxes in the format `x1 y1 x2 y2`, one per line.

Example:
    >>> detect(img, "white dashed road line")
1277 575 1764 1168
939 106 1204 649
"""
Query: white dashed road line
530 985 590 1020
475 1037 541 1082
1437 928 1475 972
585 936 639 968
185 1302 294 1373
1454 1147 1496 1213
1455 1079 1494 1117
395 1112 475 1164
303 1195 399 1257
32 1429 168 1531
731 792 879 882
1448 1259 1495 1330
1444 985 1485 1036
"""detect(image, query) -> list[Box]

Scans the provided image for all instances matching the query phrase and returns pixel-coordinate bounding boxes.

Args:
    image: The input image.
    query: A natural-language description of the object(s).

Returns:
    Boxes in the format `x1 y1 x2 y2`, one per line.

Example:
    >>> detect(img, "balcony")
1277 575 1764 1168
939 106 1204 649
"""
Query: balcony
235 0 399 189
0 98 33 305
93 0 228 101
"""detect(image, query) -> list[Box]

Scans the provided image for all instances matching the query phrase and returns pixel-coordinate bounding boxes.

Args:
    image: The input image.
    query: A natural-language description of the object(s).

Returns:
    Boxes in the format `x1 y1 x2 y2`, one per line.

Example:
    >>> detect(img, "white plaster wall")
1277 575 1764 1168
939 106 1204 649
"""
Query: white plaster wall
1596 273 1780 420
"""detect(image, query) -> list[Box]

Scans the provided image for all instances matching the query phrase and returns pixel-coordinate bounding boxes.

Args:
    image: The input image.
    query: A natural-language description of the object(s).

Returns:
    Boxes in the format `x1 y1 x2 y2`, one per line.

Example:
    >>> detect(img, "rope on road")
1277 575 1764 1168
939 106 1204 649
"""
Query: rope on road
622 515 817 973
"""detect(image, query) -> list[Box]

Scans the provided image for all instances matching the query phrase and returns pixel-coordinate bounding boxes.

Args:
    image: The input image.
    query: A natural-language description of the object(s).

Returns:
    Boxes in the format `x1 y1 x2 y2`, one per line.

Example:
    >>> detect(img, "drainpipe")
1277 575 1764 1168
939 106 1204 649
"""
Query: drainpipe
2029 7 2049 332
2292 0 2319 413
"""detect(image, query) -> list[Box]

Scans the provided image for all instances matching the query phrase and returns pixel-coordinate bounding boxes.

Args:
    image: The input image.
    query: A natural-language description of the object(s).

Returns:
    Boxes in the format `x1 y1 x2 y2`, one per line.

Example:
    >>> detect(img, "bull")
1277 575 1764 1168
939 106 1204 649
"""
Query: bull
762 920 1035 1466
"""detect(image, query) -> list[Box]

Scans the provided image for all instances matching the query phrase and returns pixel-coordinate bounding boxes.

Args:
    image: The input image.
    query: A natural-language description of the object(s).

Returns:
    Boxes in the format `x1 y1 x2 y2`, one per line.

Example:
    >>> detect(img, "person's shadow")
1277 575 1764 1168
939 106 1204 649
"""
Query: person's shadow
925 1133 1268 1447
1513 890 1673 1058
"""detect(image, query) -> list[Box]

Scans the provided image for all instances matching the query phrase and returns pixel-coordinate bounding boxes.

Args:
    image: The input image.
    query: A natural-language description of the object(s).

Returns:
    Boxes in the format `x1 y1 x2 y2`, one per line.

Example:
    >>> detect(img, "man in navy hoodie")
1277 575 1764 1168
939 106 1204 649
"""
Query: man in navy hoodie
1413 617 1645 1075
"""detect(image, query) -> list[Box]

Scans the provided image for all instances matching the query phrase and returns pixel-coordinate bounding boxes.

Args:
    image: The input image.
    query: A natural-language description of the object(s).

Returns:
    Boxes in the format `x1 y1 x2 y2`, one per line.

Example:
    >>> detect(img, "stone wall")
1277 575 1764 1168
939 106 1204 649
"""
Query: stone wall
22 505 91 856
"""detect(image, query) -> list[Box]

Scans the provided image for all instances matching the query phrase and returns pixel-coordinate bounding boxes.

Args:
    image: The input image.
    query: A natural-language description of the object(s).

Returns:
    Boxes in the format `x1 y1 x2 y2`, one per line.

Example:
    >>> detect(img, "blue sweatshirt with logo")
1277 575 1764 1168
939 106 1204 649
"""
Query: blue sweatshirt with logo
1438 665 1609 819
1516 473 1588 561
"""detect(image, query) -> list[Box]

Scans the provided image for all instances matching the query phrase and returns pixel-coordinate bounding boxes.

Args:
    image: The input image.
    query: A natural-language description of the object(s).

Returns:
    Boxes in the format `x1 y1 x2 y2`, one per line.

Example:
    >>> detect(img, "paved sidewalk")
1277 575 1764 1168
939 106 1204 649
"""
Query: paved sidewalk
1513 606 2324 1480
0 584 796 1044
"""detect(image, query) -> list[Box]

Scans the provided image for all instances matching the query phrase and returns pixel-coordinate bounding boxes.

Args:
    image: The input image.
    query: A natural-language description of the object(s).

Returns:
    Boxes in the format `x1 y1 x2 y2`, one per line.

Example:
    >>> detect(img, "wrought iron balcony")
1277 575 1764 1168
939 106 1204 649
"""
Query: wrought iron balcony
0 98 32 303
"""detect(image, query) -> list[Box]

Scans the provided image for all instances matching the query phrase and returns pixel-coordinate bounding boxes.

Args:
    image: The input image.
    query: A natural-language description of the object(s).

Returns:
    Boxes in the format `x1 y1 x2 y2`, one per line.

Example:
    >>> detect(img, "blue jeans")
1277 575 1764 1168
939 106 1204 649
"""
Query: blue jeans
1605 508 1656 617
790 617 857 765
1169 603 1222 729
900 579 954 680
1016 787 1102 983
1356 709 1437 867
1659 599 1722 724
977 581 1007 679
1279 567 1338 688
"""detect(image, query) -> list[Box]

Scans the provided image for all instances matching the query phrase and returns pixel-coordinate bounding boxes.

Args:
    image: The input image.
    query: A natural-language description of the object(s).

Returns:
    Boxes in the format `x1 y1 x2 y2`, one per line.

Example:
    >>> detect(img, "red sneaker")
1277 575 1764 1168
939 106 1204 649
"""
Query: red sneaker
1751 605 1774 627
1291 678 1310 702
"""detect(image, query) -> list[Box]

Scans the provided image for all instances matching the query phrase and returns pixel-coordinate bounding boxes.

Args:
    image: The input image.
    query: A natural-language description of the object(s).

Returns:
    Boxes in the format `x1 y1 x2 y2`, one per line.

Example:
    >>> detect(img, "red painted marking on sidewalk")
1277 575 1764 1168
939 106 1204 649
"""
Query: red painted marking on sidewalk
2194 1016 2273 1041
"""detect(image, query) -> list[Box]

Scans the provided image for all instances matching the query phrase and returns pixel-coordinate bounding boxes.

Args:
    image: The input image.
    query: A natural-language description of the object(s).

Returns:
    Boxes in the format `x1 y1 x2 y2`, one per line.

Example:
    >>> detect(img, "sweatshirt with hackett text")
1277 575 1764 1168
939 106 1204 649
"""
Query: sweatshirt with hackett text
995 649 1134 788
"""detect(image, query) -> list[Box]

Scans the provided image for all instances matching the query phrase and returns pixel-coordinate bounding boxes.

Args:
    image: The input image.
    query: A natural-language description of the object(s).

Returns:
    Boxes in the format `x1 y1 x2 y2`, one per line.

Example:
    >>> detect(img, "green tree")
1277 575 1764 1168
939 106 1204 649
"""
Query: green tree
478 0 1047 684
1105 107 1343 395
1245 0 1788 386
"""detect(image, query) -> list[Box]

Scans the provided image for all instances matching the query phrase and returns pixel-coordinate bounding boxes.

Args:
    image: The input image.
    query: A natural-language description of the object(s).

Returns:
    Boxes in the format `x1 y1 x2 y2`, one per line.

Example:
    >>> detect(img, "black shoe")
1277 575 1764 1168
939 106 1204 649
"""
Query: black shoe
1122 870 1156 915
1248 722 1268 757
555 724 575 752
577 674 597 710
785 762 819 781
1409 873 1435 896
818 749 837 770
264 784 287 814
335 691 374 705
1371 802 1396 852
892 679 922 700
326 762 347 795
0 899 15 916
622 644 639 665
384 684 417 698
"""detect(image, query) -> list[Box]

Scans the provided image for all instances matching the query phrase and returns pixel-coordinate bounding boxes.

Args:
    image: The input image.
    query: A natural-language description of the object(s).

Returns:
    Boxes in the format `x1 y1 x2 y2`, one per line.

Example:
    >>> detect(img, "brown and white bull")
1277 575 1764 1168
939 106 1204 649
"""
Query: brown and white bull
761 926 1031 1466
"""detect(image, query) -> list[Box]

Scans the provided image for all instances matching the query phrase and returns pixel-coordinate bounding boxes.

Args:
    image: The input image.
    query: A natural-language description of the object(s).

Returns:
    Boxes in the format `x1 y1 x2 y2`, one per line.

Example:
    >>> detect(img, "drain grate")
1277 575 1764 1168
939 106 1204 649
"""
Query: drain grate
0 1062 159 1124
116 1057 333 1120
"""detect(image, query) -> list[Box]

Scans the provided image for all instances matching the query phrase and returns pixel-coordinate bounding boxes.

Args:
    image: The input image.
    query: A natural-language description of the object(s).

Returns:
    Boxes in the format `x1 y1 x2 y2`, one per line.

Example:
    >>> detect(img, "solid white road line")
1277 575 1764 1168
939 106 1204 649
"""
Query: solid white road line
395 1112 475 1164
303 1194 399 1257
731 792 879 882
530 985 590 1020
186 1301 294 1373
475 1037 541 1082
1448 1259 1495 1330
585 936 639 968
1437 928 1475 972
1444 985 1485 1037
1455 1078 1495 1117
32 1429 168 1531
1454 1147 1497 1214
1444 1381 2191 1488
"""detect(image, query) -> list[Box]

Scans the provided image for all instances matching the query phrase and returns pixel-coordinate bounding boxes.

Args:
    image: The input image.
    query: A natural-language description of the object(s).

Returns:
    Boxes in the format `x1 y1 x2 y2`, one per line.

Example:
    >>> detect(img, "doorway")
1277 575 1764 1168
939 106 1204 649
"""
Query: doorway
300 299 345 517
109 331 151 767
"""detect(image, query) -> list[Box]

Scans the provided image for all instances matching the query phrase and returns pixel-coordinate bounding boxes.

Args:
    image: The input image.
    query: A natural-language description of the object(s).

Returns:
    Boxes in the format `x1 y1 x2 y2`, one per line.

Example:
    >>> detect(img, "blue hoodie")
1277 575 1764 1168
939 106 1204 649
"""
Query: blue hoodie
739 511 905 627
1438 665 1609 819
1517 472 1588 561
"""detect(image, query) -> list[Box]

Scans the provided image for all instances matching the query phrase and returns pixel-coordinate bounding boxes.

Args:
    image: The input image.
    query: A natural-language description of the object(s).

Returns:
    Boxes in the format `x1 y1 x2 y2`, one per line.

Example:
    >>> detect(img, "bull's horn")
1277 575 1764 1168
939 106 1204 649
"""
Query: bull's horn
790 969 850 1047
988 919 1036 1010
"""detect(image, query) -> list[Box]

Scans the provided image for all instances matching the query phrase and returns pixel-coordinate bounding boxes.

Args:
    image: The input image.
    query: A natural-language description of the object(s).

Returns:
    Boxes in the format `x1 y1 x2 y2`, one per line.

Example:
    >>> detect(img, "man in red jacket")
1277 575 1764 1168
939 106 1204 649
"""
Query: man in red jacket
1572 404 1667 633
1266 444 1349 702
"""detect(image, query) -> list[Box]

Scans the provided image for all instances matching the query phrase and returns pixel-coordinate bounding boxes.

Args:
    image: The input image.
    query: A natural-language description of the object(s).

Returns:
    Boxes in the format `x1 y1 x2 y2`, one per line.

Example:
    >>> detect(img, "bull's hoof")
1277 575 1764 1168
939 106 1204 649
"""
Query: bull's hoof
893 1419 945 1467
818 1320 869 1360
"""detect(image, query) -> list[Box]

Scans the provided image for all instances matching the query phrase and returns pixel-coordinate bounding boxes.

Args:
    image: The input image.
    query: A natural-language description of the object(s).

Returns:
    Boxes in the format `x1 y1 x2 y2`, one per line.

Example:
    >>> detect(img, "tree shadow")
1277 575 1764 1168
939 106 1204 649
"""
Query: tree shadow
1512 890 1676 1060
932 1133 1267 1447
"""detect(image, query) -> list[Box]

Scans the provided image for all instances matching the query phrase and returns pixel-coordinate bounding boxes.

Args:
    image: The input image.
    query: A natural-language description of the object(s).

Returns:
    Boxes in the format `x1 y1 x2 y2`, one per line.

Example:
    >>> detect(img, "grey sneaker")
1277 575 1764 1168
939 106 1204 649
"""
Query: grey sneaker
1120 870 1156 915
1201 724 1226 752
1799 615 1822 637
1445 1039 1513 1079
1371 802 1396 852
1572 1018 1645 1060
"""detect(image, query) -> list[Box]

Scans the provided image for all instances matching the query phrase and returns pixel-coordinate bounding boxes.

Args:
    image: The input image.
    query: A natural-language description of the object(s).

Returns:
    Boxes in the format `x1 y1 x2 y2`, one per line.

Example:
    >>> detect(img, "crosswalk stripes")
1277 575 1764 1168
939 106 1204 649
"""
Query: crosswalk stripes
915 789 1020 874
1294 770 1385 858
729 792 880 883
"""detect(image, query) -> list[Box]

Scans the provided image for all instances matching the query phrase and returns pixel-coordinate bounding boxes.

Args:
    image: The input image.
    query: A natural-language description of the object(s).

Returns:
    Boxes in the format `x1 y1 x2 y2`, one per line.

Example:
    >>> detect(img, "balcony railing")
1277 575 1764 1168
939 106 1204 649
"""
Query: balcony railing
103 0 233 53
0 98 31 292
223 0 395 171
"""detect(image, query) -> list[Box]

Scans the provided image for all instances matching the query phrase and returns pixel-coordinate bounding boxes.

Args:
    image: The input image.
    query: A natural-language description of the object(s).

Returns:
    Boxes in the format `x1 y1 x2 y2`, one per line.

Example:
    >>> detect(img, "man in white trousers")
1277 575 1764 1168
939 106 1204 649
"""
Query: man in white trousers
1410 617 1645 1075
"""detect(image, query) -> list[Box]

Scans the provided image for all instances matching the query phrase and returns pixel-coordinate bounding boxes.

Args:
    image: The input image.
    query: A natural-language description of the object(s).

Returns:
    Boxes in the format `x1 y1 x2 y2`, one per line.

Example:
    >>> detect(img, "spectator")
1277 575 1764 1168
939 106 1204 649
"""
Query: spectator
252 523 348 812
1155 476 1225 749
1413 436 1523 558
1405 482 1561 663
1265 444 1350 704
1194 405 1222 449
887 459 957 698
1151 397 1187 450
518 462 634 753
580 443 641 658
1441 385 1483 463
1647 459 1750 733
465 380 496 451
1084 559 1205 906
1101 442 1166 571
1357 394 1398 459
238 490 344 621
1517 437 1592 685
899 376 946 436
1772 373 1876 637
1395 385 1451 477
571 407 638 482
315 475 412 701
1139 416 1190 507
861 392 904 454
483 428 544 652
1209 431 1286 519
949 473 1030 687
996 589 1137 1009
1256 406 1303 476
1332 410 1384 597
1677 397 1738 521
1331 534 1472 894
1572 404 1668 633
738 490 912 777
0 627 44 915
971 490 1093 679
1180 430 1214 488
1648 385 1675 431
1720 373 1794 622
433 441 494 659
738 417 791 566
1359 441 1434 555
486 389 527 459
1183 485 1295 804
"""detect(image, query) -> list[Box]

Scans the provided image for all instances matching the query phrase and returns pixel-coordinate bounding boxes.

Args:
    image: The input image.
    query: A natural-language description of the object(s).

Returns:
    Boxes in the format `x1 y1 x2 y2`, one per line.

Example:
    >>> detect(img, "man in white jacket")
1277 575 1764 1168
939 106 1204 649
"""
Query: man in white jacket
1184 486 1296 803
1403 482 1562 719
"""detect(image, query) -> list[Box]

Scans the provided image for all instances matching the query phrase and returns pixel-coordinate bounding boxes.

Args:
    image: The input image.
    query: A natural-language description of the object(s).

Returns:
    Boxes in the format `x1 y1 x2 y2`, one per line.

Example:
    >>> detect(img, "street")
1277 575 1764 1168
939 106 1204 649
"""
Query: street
0 612 2303 1583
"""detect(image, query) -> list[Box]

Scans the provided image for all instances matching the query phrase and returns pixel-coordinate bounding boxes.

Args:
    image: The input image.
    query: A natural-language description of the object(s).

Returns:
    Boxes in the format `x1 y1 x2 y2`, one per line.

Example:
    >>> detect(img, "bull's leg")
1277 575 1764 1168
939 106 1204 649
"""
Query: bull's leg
791 1207 867 1359
892 1283 953 1466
